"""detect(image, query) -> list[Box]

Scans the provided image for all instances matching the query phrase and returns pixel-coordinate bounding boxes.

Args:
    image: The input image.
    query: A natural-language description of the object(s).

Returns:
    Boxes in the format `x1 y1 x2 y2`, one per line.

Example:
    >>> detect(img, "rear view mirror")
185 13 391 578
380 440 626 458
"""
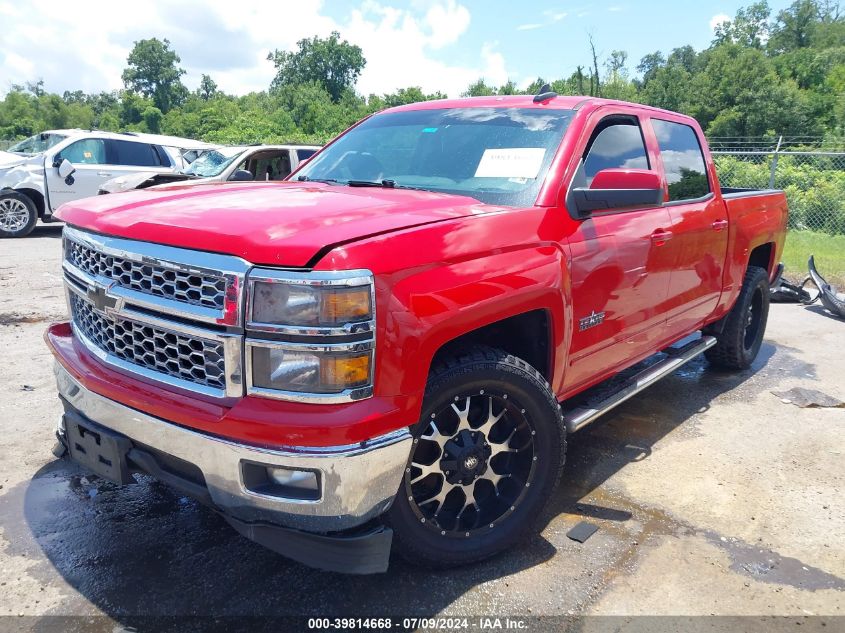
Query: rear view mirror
57 159 76 179
229 169 253 182
571 168 663 217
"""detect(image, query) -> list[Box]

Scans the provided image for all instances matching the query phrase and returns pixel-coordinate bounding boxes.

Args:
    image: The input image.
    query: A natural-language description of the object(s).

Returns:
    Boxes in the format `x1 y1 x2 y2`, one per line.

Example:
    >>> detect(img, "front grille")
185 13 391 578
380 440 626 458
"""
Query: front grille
66 238 228 310
69 293 226 390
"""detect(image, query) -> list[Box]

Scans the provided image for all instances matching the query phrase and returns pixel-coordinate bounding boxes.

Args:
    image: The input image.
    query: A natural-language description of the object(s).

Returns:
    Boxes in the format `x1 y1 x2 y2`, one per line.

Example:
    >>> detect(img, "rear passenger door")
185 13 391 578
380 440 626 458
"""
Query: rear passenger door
74 139 173 200
564 111 674 391
648 118 728 333
101 139 173 182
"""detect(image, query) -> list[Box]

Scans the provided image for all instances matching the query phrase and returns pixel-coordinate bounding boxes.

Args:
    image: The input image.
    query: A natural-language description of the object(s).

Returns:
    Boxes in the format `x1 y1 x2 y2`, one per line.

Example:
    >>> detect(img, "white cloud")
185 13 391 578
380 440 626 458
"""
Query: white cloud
517 8 566 31
543 10 568 21
425 0 471 48
342 2 508 97
0 0 504 99
710 13 730 31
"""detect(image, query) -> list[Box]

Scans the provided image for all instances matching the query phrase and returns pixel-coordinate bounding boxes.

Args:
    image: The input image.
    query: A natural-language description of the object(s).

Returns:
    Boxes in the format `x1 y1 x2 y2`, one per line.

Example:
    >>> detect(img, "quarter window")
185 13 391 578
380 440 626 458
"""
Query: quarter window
583 121 649 185
651 119 710 201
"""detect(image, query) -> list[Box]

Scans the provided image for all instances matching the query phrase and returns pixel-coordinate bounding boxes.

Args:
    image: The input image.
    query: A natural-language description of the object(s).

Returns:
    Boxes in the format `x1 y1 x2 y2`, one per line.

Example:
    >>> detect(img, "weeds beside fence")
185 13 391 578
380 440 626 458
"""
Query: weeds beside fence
711 137 845 236
711 137 845 284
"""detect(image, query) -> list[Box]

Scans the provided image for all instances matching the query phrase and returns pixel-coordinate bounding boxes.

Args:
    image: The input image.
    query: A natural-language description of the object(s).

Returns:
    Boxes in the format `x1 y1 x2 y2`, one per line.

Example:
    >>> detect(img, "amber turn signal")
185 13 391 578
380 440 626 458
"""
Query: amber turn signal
322 353 371 389
320 287 372 324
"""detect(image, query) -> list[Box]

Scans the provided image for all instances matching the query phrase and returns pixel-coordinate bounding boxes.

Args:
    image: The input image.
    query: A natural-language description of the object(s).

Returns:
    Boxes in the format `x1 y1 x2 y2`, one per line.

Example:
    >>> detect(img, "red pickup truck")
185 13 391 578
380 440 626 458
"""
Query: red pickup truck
46 94 787 574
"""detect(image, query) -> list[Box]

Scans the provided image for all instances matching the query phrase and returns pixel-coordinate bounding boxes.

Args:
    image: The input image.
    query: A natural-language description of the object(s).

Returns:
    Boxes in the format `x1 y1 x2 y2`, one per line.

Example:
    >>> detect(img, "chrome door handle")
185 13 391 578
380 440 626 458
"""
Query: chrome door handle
712 219 729 231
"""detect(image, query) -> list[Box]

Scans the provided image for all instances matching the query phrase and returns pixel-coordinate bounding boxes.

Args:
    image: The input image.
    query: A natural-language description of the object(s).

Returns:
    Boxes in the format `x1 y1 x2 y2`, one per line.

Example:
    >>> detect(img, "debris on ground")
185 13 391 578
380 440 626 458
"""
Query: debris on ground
808 255 845 320
567 521 599 543
772 387 845 409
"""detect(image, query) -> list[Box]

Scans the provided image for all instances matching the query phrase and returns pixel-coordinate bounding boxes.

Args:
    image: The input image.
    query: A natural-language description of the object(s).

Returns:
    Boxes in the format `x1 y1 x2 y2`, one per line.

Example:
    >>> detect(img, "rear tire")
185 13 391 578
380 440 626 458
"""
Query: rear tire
706 265 770 370
388 346 565 568
0 192 37 238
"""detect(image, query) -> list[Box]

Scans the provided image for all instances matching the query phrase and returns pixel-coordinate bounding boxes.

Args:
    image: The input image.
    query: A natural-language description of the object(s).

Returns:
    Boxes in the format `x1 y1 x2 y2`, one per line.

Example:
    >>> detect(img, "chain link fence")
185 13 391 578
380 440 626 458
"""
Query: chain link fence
710 137 845 235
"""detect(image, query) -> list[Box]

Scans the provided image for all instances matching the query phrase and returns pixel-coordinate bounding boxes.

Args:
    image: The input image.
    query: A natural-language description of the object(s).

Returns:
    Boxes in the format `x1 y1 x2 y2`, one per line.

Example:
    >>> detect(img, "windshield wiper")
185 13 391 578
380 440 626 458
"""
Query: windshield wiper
298 176 425 191
347 179 425 191
297 175 339 184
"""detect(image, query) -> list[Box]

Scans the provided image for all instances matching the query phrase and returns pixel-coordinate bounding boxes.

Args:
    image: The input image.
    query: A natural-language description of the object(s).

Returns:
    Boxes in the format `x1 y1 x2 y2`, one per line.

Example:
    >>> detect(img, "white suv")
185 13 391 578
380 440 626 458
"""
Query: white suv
0 129 213 237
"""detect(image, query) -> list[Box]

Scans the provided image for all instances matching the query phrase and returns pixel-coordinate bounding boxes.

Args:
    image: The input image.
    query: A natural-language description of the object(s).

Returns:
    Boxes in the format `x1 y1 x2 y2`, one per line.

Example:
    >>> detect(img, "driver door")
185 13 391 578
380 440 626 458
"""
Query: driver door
46 138 110 209
563 111 674 392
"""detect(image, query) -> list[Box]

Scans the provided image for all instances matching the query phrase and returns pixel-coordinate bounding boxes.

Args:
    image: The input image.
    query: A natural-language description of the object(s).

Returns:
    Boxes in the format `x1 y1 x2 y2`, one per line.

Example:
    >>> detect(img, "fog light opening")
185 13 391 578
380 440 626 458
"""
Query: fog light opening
241 461 321 501
267 466 319 492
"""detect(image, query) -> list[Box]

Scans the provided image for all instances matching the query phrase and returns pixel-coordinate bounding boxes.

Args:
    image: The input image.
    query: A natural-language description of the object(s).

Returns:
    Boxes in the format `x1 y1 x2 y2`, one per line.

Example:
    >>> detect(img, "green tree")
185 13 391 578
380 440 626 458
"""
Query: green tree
713 1 772 47
142 106 163 133
268 31 365 102
121 38 188 113
606 50 629 77
375 86 447 109
461 79 497 97
197 74 219 100
769 0 820 52
636 51 666 86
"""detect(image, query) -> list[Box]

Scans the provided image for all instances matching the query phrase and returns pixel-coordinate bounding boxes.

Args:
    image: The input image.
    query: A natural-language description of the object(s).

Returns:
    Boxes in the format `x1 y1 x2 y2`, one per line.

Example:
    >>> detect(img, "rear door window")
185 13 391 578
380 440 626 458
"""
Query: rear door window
651 119 710 201
110 140 162 167
296 148 317 161
582 120 649 185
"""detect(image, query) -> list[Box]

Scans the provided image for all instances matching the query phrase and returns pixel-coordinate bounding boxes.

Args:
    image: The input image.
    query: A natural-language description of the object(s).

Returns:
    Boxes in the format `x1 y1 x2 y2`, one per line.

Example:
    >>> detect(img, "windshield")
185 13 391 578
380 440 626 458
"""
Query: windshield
182 147 245 177
296 107 575 206
7 132 67 155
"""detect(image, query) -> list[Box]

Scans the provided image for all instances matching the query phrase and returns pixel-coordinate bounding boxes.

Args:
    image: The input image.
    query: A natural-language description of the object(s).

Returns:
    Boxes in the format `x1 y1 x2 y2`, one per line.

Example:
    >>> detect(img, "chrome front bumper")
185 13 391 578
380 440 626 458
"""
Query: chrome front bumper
54 363 412 532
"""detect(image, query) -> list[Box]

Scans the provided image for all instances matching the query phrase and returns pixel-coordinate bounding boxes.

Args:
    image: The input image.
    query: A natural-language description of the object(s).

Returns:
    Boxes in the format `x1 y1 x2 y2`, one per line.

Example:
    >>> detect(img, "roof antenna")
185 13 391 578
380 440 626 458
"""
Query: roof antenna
533 83 558 103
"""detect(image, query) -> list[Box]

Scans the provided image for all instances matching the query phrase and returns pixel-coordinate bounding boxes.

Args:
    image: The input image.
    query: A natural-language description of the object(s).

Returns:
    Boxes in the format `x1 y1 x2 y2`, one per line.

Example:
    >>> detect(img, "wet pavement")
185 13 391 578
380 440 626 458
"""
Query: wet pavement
0 226 843 627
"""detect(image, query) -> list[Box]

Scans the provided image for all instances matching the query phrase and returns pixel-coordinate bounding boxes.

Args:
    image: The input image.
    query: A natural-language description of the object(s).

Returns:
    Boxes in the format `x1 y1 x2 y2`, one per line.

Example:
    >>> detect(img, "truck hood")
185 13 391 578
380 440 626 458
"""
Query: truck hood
55 181 497 267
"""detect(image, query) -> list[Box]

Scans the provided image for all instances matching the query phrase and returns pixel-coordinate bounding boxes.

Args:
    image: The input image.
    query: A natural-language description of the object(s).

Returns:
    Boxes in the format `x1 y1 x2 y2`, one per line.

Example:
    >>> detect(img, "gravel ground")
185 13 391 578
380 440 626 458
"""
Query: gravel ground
0 225 843 630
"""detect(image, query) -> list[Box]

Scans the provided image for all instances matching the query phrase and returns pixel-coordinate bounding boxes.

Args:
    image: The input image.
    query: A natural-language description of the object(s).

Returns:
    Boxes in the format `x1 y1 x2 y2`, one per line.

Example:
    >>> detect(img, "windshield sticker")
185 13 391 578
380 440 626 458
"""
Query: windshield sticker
422 127 438 133
475 148 546 179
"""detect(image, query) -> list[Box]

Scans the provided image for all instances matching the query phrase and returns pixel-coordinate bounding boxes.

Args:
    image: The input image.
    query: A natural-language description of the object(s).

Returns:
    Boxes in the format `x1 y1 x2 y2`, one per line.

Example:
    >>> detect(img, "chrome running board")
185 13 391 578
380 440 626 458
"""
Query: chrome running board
563 335 717 434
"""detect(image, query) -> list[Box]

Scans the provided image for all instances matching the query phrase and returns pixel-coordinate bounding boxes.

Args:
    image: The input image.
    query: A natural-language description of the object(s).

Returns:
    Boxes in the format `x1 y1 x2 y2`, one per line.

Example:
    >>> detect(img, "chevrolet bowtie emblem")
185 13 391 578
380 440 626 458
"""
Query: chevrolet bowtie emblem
87 283 119 312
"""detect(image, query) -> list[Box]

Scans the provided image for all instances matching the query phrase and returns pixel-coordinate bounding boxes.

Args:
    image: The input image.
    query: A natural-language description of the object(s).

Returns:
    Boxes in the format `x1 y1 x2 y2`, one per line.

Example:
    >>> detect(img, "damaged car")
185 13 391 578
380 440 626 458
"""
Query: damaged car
0 130 213 238
97 144 321 194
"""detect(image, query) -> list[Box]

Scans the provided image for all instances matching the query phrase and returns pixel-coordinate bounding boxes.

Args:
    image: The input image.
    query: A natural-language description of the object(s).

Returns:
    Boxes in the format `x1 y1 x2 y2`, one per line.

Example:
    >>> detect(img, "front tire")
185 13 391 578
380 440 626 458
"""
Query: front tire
706 265 770 369
0 192 37 238
388 346 565 568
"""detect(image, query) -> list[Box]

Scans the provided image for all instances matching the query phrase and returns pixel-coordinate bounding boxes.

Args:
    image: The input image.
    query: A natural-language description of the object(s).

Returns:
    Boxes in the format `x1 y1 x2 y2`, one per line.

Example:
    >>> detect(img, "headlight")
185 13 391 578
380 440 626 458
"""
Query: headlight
248 269 373 330
245 269 375 402
248 341 373 395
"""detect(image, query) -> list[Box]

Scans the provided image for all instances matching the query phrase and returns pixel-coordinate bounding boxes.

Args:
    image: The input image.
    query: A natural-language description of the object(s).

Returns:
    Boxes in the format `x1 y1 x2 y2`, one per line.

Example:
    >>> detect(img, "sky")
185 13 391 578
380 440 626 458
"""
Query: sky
0 0 796 99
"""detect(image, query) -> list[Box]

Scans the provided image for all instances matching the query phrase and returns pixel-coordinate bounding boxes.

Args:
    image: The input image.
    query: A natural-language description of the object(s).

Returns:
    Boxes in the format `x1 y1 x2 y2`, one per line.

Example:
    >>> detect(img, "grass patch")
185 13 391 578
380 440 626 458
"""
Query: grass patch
780 230 845 286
